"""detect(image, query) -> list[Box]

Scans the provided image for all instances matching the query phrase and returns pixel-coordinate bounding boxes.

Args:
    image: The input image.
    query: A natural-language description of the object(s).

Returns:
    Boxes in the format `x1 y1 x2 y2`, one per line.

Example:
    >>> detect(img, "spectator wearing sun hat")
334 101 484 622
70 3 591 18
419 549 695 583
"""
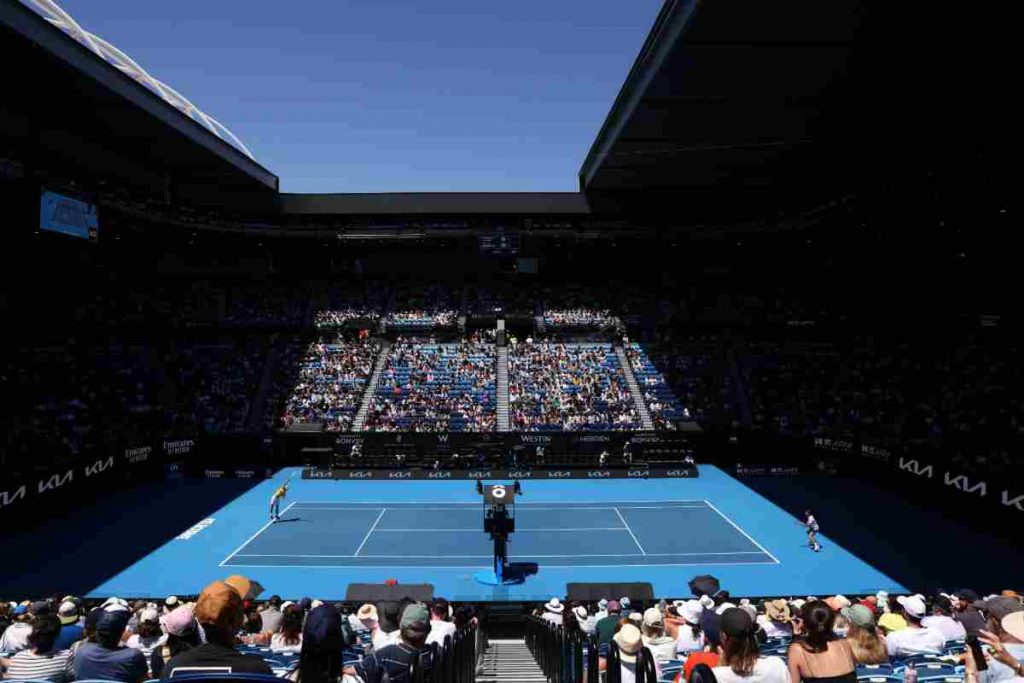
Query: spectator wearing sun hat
668 600 706 654
542 598 565 627
884 595 945 657
972 597 1024 683
758 599 795 639
74 601 149 682
160 579 272 678
598 623 646 683
841 604 888 665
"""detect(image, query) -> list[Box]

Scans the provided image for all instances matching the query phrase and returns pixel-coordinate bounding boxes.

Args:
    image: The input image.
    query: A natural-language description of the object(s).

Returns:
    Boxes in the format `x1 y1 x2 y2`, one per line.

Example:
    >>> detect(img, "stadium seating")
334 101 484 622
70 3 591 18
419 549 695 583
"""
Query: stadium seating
364 339 496 431
625 343 688 428
509 342 639 431
280 339 379 432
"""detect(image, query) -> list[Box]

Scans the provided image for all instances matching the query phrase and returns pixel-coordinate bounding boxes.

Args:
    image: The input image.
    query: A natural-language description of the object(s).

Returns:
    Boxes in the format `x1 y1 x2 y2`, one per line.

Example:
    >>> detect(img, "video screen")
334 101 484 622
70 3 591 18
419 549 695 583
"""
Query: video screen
40 190 98 241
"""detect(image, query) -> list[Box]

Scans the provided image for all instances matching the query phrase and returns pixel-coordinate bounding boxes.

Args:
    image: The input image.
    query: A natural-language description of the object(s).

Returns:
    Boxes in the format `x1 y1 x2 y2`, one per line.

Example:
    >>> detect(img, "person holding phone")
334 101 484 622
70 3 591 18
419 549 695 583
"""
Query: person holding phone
964 608 1024 683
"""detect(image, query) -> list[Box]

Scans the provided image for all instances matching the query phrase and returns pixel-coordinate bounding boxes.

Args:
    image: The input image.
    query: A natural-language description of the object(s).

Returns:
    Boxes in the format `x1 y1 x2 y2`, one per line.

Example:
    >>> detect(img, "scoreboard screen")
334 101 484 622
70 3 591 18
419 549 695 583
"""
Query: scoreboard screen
40 190 98 241
483 484 516 505
479 232 520 255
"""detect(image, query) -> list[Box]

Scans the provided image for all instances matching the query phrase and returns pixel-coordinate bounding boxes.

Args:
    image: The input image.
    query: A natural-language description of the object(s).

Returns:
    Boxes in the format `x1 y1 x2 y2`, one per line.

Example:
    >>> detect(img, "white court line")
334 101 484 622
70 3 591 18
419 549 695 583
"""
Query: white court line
293 504 708 511
219 501 296 567
702 499 780 564
230 551 767 558
371 527 629 532
614 507 647 556
293 499 710 506
353 508 387 557
221 560 779 569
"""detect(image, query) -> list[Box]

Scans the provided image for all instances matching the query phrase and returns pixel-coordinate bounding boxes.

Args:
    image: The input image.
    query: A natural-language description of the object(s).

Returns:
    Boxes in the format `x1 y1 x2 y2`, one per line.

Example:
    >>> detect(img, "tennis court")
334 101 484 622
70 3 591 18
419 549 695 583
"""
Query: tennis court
220 499 778 569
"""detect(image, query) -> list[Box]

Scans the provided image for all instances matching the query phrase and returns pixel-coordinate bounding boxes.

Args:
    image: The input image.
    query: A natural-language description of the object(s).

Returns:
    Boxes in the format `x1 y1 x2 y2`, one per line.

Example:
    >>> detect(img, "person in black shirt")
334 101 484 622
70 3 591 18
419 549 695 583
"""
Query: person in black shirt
346 603 434 683
161 579 272 679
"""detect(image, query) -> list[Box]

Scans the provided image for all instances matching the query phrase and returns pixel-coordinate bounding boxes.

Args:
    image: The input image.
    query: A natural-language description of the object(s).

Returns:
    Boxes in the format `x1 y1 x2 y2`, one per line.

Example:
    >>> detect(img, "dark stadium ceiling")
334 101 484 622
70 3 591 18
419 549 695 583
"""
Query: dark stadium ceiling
0 0 278 207
1 0 1008 222
579 0 871 203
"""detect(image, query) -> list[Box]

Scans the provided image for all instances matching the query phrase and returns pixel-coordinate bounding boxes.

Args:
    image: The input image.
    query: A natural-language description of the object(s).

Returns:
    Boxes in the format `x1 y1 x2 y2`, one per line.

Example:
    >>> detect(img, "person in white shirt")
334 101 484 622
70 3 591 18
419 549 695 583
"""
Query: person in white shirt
885 596 946 657
574 606 596 635
426 599 456 646
921 596 967 643
669 600 706 654
541 598 564 626
125 607 167 668
641 608 678 663
0 604 37 654
713 608 791 683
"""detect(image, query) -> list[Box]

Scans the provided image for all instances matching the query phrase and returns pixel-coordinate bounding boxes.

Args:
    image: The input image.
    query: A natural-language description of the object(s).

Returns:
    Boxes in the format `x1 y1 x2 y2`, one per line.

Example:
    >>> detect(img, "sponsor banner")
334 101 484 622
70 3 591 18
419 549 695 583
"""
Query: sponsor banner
123 444 153 466
302 466 697 481
162 437 197 458
1 454 119 513
203 466 268 479
892 454 1022 515
734 464 802 477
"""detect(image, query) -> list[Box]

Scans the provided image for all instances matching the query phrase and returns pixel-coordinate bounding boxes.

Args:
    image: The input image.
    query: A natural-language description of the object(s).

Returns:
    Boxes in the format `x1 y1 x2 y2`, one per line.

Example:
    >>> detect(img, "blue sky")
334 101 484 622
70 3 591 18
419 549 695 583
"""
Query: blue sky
55 0 663 192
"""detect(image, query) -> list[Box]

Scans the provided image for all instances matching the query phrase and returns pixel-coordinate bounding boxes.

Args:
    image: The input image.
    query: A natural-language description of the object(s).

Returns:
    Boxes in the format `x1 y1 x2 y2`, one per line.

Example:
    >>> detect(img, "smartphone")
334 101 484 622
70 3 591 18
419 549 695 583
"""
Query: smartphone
967 635 988 672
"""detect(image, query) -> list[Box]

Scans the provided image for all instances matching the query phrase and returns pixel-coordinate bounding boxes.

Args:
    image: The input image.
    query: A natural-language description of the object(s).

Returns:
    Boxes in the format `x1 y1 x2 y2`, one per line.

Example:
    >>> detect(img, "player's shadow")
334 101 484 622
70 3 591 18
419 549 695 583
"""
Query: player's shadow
274 516 305 524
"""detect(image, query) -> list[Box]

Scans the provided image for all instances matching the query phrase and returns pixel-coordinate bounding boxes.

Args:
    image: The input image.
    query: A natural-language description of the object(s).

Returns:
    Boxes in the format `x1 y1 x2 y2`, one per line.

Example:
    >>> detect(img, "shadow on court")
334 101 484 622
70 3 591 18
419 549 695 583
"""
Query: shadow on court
0 477 263 597
737 473 1024 592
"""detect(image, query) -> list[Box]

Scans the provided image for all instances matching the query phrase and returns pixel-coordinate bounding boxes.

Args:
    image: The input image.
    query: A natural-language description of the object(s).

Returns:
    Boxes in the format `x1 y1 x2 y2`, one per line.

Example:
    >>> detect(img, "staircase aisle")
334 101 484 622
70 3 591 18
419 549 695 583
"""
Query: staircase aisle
496 345 510 431
478 639 547 683
351 339 392 431
615 344 655 430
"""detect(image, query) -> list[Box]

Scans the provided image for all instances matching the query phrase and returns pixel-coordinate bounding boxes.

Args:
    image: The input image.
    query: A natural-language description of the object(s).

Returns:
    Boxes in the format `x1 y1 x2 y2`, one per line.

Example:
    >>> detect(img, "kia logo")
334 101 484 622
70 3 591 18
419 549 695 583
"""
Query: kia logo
508 471 532 478
547 471 571 478
587 470 611 478
388 471 411 479
348 471 372 479
468 471 491 478
428 472 452 479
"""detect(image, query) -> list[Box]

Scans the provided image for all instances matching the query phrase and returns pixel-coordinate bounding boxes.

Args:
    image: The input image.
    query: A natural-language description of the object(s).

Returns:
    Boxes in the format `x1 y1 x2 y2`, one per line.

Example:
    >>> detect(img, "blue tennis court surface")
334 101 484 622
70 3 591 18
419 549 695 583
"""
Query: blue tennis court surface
221 500 777 568
90 465 906 601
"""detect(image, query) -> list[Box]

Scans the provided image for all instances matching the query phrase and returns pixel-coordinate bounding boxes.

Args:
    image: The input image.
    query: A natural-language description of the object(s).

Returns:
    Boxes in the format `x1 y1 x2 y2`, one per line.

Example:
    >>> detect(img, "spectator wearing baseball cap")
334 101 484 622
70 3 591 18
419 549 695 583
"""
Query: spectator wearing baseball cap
595 600 624 647
841 604 888 665
126 606 166 667
0 601 39 654
641 607 677 663
713 608 789 683
150 604 201 679
921 595 967 643
346 603 434 683
884 596 945 657
160 579 272 679
74 602 149 683
51 601 84 652
972 597 1024 683
787 601 857 683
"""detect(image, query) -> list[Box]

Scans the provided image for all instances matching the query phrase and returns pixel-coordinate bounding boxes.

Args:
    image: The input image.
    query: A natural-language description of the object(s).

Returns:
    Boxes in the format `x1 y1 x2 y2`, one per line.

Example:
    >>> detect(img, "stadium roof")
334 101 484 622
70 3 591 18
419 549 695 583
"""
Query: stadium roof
578 0 870 206
0 0 277 200
282 192 591 217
